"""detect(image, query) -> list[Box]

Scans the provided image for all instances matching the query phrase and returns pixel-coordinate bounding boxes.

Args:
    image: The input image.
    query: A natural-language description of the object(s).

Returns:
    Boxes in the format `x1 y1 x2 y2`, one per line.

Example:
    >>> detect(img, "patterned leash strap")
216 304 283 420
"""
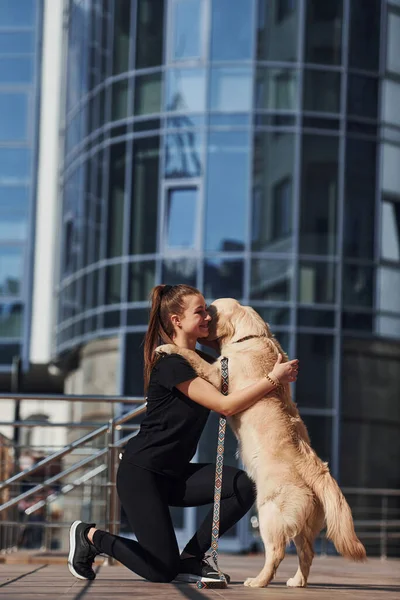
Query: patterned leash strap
196 357 229 590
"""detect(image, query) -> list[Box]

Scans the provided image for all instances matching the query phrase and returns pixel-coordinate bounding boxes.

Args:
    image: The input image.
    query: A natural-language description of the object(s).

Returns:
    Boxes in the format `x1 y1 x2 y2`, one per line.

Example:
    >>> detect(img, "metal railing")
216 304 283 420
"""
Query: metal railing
0 393 399 559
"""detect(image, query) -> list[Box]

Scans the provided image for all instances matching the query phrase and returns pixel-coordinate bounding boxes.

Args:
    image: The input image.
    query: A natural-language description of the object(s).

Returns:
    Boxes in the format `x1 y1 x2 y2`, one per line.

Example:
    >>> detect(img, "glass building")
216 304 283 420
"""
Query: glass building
0 0 42 375
59 0 400 551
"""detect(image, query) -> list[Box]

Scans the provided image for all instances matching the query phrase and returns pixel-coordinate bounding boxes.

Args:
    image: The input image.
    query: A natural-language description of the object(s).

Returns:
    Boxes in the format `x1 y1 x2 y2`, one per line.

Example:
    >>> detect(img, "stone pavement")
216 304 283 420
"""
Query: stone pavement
0 554 399 600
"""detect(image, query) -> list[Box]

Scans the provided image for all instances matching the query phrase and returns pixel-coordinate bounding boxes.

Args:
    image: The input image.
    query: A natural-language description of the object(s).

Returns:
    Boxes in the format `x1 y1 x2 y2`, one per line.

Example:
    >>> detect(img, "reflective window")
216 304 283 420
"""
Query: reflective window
0 343 21 364
347 75 378 120
204 258 244 300
0 31 34 53
252 132 295 252
383 80 400 128
376 315 400 339
300 135 338 255
0 186 29 239
378 266 400 315
130 136 160 254
113 0 131 74
255 68 298 111
162 258 197 287
303 70 341 113
257 0 299 62
166 68 205 112
0 57 33 84
210 67 252 112
111 80 128 121
301 415 332 463
171 0 203 61
136 0 165 69
254 305 290 326
250 259 292 301
105 264 122 304
128 261 156 302
0 0 36 26
108 143 126 258
205 131 249 252
0 246 23 297
381 196 400 262
164 187 197 250
211 0 253 61
0 93 28 141
382 143 400 196
134 72 162 116
387 12 400 75
343 264 374 308
344 139 376 259
165 129 202 178
305 0 343 65
298 261 336 304
349 0 381 72
0 303 23 337
342 311 373 332
298 308 335 328
296 334 334 407
0 148 31 184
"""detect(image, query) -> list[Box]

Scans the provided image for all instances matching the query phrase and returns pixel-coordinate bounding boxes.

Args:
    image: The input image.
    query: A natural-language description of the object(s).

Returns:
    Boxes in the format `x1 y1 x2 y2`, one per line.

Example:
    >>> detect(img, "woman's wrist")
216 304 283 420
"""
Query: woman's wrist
265 372 281 389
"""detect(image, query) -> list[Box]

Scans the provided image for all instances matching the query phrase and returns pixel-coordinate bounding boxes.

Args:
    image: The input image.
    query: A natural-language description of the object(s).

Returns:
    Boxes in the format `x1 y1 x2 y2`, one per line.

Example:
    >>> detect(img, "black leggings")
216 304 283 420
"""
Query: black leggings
92 459 255 582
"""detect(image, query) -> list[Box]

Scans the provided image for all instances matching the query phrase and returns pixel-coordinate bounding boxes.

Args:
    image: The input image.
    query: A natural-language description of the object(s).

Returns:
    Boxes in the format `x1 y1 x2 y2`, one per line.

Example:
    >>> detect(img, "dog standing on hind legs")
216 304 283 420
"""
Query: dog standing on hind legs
156 298 366 587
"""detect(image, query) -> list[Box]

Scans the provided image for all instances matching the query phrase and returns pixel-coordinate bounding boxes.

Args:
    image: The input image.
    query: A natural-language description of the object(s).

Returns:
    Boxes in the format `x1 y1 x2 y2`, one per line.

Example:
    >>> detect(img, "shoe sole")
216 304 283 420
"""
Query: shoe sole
68 520 90 580
174 573 226 583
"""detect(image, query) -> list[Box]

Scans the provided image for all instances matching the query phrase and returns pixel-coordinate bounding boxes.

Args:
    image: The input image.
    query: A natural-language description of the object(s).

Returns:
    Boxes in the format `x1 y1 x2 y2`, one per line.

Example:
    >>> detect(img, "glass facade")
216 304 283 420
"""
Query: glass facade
59 0 400 552
0 0 42 367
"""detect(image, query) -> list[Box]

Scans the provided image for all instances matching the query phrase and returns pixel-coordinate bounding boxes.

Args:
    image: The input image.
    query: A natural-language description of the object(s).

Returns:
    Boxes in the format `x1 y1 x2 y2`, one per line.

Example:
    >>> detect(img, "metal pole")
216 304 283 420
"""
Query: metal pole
104 419 116 566
11 356 23 471
380 495 388 560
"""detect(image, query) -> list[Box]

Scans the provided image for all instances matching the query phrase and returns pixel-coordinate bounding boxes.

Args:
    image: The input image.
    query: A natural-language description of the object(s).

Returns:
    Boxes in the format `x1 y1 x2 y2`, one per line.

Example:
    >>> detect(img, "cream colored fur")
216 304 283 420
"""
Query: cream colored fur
156 298 366 587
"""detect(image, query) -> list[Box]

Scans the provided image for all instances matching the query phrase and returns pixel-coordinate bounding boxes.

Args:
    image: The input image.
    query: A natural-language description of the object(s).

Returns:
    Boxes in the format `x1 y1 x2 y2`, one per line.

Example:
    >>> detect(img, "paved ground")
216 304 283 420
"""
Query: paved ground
0 554 399 600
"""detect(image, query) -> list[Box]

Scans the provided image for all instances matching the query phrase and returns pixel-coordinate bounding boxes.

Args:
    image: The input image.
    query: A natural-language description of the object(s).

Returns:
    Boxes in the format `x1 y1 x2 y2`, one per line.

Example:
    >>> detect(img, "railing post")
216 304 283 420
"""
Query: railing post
103 418 116 566
380 495 388 560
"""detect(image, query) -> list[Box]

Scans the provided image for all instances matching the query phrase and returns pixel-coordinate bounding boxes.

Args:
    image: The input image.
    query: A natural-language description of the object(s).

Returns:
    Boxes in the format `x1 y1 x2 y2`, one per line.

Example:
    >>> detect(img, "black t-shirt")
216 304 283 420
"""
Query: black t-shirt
123 354 210 479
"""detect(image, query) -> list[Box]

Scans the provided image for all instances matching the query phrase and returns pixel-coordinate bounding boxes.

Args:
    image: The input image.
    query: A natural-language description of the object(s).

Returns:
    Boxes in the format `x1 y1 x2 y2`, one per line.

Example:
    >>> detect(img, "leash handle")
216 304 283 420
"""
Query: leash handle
196 357 229 590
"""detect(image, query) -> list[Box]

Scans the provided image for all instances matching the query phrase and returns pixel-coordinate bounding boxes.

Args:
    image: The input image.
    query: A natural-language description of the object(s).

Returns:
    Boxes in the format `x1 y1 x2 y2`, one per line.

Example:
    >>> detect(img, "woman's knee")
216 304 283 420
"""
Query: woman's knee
235 469 256 510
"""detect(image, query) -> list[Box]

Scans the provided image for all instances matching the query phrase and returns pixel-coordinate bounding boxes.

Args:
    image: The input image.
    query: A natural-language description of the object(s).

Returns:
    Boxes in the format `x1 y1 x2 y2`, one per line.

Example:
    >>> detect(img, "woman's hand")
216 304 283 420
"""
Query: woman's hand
269 354 299 385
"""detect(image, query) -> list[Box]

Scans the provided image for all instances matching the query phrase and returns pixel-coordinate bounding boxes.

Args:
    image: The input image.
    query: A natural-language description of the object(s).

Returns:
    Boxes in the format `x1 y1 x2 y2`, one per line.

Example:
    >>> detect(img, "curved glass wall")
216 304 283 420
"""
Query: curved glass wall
0 0 42 367
59 1 400 537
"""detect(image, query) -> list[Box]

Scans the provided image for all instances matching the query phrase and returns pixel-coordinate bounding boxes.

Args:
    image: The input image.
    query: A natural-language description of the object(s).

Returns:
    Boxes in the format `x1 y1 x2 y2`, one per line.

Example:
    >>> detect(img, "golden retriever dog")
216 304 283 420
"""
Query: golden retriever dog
156 298 366 587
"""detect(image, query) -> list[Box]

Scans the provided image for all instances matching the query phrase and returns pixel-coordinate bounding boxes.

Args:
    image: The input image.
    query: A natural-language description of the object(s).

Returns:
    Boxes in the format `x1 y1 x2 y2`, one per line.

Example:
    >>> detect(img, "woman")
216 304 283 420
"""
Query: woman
68 284 299 584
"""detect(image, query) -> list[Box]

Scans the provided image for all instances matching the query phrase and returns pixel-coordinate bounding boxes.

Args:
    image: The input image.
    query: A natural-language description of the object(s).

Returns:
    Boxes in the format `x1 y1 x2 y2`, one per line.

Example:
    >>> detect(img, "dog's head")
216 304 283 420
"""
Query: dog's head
207 298 272 346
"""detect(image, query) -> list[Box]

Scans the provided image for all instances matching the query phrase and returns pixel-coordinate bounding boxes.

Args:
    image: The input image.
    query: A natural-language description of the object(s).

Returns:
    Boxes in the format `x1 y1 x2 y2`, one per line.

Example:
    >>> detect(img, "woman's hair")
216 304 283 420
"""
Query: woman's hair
143 284 201 391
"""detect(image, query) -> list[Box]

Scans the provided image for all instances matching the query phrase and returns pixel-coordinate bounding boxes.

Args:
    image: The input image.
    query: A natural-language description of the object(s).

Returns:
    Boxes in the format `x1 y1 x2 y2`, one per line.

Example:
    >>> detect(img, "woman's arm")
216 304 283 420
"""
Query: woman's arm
176 355 298 417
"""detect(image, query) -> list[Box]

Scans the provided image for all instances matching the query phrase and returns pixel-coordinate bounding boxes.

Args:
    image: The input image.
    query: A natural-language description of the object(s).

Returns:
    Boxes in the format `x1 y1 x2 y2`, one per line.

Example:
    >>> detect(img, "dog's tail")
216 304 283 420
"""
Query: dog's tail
296 441 366 561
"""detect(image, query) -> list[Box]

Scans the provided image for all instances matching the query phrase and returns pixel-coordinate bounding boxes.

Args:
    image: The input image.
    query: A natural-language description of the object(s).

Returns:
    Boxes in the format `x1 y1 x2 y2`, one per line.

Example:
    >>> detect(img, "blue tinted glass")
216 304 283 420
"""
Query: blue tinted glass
211 0 253 60
166 188 197 249
0 0 36 26
0 57 33 84
166 68 206 112
0 149 31 184
0 93 28 141
0 303 23 337
173 0 202 60
204 258 244 299
205 131 250 251
165 131 203 178
0 246 23 297
209 67 252 112
0 31 35 53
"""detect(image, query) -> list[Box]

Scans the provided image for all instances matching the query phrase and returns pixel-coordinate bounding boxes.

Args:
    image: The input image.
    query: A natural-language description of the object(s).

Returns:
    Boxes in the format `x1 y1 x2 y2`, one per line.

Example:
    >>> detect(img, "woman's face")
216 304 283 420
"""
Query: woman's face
172 294 211 339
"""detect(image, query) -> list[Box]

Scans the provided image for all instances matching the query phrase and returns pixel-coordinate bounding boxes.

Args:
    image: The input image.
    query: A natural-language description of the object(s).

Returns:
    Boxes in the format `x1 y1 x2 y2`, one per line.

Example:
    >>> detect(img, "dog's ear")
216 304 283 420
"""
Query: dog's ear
232 305 269 340
217 317 235 344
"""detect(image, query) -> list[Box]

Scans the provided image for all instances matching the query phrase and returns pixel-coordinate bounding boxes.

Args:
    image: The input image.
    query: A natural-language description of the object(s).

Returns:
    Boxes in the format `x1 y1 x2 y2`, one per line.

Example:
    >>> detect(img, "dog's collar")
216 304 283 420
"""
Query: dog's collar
232 334 266 344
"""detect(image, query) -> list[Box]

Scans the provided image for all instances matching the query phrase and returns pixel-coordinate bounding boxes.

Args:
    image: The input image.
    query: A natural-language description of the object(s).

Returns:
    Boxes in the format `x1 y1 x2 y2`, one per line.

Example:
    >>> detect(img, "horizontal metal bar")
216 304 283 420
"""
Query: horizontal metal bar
0 393 144 403
343 487 400 497
0 421 141 430
0 425 108 491
0 448 107 512
115 404 146 427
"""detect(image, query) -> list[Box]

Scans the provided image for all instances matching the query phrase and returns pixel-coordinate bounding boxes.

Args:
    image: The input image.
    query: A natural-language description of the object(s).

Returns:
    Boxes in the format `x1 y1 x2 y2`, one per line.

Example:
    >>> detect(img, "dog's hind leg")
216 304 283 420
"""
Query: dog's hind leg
286 532 314 587
244 502 286 588
286 502 324 587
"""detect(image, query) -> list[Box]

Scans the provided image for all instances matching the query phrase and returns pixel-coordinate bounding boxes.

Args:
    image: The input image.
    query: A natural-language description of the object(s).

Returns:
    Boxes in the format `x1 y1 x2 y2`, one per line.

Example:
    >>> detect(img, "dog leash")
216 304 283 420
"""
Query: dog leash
196 357 229 590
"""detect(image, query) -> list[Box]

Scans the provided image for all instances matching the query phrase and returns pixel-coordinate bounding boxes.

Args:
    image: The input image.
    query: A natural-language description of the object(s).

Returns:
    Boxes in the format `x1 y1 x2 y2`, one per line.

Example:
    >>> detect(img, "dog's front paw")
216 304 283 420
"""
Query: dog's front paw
244 577 268 588
155 344 177 355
